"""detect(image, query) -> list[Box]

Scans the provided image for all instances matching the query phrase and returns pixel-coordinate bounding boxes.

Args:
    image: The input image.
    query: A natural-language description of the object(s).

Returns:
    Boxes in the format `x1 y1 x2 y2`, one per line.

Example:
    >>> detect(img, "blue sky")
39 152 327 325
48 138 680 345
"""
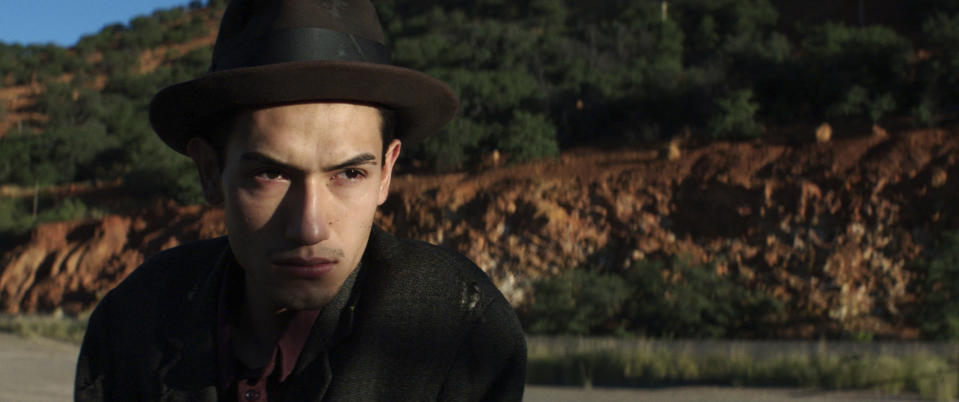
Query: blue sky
0 0 195 47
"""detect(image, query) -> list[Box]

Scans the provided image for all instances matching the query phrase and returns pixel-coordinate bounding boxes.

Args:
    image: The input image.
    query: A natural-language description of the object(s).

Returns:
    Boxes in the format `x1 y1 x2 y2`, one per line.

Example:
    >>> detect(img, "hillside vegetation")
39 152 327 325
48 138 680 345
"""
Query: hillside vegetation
3 0 959 196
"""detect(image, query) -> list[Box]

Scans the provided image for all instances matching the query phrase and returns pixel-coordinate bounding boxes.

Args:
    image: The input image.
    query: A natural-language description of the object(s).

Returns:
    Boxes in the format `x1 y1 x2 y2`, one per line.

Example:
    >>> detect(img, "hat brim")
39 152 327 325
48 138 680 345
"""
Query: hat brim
149 60 458 155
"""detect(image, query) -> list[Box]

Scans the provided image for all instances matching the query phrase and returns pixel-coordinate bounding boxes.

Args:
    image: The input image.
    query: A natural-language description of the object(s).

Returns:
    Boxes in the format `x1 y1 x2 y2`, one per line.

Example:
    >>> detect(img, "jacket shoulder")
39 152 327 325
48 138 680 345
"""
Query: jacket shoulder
368 228 493 290
328 228 526 400
109 236 228 299
364 227 520 332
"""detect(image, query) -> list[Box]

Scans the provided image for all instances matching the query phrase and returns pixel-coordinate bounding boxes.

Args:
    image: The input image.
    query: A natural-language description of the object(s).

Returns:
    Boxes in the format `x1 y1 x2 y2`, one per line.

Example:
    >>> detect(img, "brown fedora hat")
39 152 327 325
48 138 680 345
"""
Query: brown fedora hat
149 0 458 155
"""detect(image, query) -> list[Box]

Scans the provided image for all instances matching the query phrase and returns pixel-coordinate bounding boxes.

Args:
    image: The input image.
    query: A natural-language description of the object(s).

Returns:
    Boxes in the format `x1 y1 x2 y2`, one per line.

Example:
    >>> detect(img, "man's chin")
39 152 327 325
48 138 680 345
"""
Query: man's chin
270 286 338 311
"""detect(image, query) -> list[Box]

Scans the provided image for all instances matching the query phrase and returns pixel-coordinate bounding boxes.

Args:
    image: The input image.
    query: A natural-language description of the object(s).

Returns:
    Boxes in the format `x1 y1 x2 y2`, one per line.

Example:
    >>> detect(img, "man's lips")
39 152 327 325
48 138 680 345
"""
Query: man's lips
271 257 337 278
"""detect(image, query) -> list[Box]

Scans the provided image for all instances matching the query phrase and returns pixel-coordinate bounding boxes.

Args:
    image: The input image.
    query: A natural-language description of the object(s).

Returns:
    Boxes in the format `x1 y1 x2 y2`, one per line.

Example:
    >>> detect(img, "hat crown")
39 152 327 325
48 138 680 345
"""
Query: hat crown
212 0 387 71
149 0 458 155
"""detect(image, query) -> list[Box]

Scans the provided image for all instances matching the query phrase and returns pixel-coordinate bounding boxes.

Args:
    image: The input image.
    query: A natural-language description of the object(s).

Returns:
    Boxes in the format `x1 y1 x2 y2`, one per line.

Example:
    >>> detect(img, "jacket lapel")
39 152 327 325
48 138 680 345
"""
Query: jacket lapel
156 247 226 402
281 253 366 401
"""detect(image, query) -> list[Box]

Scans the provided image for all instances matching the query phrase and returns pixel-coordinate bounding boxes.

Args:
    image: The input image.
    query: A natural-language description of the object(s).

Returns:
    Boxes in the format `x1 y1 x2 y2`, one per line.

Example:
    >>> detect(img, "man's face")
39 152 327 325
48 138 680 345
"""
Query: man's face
192 102 400 311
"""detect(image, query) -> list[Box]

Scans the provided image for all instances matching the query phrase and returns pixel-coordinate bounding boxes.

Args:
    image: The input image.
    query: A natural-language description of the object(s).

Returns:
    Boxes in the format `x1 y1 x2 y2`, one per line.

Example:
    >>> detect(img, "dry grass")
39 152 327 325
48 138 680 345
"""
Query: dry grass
527 336 959 400
0 312 89 344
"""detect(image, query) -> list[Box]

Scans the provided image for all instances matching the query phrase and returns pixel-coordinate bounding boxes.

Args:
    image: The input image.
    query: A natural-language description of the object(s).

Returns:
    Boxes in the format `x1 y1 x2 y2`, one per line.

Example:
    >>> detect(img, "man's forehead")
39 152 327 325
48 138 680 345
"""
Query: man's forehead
239 101 381 124
220 102 384 161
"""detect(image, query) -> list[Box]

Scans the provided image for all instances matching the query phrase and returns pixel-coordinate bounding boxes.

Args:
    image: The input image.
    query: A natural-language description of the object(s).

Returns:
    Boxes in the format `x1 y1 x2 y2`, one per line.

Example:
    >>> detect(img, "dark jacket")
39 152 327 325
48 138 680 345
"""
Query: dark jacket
75 227 526 401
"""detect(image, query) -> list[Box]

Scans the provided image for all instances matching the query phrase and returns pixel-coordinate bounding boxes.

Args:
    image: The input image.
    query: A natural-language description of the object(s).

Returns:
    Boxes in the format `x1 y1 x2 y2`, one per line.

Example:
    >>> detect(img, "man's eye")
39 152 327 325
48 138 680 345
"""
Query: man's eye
254 170 287 181
335 168 366 182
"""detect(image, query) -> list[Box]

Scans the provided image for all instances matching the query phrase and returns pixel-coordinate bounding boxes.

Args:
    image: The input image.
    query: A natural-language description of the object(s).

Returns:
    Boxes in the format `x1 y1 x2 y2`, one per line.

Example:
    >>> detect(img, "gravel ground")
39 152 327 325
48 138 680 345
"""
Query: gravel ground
0 332 927 402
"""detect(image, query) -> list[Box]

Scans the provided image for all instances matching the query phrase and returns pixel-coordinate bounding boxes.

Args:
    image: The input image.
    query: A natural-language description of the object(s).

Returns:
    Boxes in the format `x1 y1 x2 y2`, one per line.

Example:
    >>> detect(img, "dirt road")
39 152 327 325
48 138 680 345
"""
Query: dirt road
0 333 77 402
0 332 923 402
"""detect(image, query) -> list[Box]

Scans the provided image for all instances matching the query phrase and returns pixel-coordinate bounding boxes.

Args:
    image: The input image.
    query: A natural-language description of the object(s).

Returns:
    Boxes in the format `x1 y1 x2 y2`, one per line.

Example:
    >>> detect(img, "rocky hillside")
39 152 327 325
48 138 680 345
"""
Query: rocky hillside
1 126 956 339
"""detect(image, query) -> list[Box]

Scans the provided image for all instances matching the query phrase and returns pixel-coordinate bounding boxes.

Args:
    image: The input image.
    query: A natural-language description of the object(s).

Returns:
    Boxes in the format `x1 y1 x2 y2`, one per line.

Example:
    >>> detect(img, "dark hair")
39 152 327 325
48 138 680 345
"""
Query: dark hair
377 105 396 153
203 104 397 169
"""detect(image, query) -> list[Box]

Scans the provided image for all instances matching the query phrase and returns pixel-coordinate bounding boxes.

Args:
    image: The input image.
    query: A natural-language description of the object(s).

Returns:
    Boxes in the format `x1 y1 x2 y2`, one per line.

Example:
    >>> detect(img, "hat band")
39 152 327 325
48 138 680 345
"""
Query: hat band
220 27 391 70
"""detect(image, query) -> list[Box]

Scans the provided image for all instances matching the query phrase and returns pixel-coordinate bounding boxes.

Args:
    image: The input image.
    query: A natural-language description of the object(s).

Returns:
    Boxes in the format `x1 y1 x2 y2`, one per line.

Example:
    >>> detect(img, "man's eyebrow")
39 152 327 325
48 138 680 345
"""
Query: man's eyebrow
237 151 378 172
239 152 298 171
324 153 378 171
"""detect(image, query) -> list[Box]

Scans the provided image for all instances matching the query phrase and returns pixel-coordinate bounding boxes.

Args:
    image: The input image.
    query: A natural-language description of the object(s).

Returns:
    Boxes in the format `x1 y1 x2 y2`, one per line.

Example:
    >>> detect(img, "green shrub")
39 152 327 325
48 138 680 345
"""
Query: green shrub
911 100 936 128
525 269 630 335
182 14 211 41
438 69 544 116
163 14 210 44
921 12 959 113
152 7 186 24
100 48 139 75
798 23 912 121
830 85 896 123
919 230 959 339
0 198 33 235
709 89 762 138
124 136 204 205
524 256 783 338
0 196 99 236
0 133 30 182
498 111 559 163
122 16 165 49
416 117 495 170
36 198 89 224
624 256 783 338
22 122 118 185
207 0 228 10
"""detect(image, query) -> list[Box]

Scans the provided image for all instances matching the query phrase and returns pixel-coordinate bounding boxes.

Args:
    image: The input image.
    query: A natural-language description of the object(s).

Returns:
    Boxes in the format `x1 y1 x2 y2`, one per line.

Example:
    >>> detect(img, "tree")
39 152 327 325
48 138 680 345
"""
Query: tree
622 256 782 338
799 23 912 120
709 89 762 138
207 0 228 10
524 269 630 335
125 16 165 48
124 134 203 204
417 117 494 170
919 231 959 339
829 85 897 123
523 255 783 338
0 134 30 183
528 0 568 32
920 12 959 114
498 111 558 163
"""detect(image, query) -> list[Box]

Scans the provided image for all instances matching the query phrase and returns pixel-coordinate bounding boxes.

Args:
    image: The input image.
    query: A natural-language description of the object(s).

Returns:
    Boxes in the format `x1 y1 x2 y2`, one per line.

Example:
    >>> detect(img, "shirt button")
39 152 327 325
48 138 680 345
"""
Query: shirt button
244 389 261 401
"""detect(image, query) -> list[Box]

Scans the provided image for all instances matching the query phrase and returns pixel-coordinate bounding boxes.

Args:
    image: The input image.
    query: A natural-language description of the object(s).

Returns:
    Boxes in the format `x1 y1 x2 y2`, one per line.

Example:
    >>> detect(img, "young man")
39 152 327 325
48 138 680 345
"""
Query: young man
74 1 526 400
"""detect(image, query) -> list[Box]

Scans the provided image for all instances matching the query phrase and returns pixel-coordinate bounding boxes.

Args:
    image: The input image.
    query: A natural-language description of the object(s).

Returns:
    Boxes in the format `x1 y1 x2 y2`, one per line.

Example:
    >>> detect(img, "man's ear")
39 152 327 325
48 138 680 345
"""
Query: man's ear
186 137 224 205
377 139 402 205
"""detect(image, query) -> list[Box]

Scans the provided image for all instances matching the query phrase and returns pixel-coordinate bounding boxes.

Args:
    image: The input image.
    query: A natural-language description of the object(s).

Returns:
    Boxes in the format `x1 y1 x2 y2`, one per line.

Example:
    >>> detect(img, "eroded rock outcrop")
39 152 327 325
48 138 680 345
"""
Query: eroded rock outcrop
0 205 224 314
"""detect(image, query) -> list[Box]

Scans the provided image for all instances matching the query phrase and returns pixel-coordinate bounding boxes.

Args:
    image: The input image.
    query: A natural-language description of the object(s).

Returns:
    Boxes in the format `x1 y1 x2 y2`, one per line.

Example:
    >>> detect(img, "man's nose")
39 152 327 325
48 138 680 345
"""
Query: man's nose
285 179 331 245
